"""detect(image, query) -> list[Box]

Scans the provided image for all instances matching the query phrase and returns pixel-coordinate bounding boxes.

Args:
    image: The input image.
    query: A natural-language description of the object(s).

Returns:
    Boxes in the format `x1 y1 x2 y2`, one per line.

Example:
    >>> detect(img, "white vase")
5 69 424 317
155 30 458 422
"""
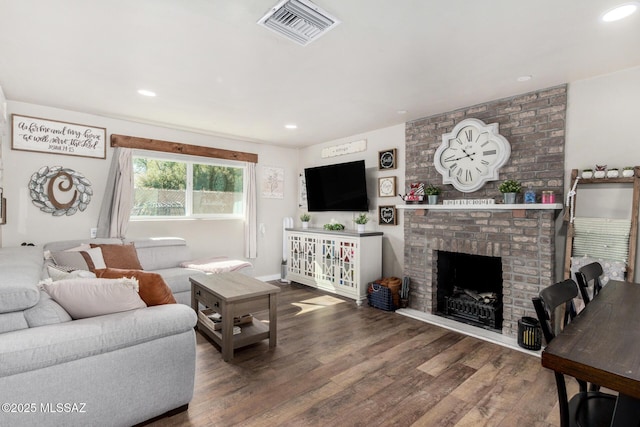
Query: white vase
302 221 309 229
357 224 365 233
623 169 635 177
594 170 606 178
607 170 619 178
582 171 593 179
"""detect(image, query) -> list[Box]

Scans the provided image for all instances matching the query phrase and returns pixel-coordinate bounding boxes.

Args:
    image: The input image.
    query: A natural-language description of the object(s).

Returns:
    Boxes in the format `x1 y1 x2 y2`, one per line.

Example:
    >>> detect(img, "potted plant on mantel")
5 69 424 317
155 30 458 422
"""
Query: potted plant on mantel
300 213 311 229
498 179 522 204
425 184 441 205
355 213 369 233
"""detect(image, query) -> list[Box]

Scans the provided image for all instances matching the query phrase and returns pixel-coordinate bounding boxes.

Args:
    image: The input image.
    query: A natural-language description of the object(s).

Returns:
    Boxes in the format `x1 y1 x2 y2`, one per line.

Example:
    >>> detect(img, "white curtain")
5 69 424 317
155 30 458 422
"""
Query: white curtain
96 147 133 238
244 162 257 259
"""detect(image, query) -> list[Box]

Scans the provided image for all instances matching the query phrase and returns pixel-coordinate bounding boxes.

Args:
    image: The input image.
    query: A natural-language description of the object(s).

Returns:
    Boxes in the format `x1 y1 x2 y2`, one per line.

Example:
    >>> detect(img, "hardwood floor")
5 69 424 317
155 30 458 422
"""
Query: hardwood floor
150 282 571 427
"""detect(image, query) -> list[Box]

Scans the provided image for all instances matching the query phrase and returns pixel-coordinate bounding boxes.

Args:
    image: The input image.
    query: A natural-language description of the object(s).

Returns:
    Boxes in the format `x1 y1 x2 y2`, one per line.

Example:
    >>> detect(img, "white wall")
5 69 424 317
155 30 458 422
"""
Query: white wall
2 101 299 278
565 66 640 280
299 124 406 278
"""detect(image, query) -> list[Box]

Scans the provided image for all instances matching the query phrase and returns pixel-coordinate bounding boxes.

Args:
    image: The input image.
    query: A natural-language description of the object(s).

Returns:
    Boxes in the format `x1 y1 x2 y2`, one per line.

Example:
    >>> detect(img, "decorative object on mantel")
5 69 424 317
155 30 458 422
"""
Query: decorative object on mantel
607 168 619 178
378 148 397 170
582 169 593 178
399 182 424 203
12 114 106 159
524 185 536 204
29 166 92 216
354 213 369 232
623 166 635 177
323 223 345 231
594 164 606 178
424 184 441 205
300 212 311 229
443 199 495 205
434 118 511 193
498 179 521 204
378 205 397 226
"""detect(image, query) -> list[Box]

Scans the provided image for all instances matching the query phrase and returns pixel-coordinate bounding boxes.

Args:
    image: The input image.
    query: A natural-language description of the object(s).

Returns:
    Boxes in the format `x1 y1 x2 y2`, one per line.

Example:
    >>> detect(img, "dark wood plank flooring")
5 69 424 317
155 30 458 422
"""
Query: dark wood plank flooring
149 282 571 427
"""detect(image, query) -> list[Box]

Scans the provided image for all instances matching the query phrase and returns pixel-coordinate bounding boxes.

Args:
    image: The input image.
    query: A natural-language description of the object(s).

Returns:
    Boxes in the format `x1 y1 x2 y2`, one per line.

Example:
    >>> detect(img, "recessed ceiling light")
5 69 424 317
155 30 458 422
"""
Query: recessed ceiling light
285 124 297 129
517 75 532 82
602 2 638 22
137 89 156 97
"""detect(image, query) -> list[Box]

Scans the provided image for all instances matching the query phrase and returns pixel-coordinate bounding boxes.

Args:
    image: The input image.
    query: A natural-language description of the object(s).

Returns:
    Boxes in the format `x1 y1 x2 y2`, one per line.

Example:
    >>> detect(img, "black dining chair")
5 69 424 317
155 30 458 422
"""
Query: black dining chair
574 262 604 306
532 279 617 427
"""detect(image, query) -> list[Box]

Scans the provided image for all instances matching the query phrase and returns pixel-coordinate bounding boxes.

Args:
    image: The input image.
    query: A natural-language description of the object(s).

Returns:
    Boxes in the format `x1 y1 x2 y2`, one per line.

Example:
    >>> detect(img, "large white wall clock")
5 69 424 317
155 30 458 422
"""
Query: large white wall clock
434 118 511 193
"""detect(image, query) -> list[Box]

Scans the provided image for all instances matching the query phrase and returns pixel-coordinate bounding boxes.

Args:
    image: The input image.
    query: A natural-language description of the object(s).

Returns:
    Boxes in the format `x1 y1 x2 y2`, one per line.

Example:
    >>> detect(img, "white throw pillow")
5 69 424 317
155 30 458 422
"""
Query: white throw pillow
40 277 147 319
47 265 96 281
51 247 106 271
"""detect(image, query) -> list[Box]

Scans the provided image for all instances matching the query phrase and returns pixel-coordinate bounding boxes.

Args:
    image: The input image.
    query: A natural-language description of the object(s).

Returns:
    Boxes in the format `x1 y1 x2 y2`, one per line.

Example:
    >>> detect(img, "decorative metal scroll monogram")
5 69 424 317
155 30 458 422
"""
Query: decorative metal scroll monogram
29 166 92 216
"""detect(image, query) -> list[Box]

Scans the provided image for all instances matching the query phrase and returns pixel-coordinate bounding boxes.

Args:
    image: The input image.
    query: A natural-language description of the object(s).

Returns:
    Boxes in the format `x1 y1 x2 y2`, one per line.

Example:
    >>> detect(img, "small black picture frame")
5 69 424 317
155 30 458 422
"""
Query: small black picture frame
378 205 397 225
378 148 397 170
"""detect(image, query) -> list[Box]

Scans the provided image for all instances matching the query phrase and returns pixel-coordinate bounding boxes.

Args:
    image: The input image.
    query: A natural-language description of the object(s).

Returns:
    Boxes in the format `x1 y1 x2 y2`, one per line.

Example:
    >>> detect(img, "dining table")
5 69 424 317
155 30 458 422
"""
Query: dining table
541 279 640 426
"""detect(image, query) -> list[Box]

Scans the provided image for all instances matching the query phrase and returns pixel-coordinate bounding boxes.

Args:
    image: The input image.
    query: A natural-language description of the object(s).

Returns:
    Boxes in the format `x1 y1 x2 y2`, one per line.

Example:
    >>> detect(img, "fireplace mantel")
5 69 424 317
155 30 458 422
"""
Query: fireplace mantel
396 203 563 211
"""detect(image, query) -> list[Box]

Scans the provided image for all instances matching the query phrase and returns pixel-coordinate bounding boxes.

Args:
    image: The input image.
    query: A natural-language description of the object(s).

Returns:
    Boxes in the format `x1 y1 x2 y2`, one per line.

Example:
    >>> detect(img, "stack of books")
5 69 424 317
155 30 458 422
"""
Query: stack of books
198 309 253 335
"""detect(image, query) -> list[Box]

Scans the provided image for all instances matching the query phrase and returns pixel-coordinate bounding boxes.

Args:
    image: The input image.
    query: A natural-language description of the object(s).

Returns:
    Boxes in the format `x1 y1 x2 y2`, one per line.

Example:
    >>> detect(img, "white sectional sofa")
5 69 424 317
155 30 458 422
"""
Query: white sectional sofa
0 237 211 426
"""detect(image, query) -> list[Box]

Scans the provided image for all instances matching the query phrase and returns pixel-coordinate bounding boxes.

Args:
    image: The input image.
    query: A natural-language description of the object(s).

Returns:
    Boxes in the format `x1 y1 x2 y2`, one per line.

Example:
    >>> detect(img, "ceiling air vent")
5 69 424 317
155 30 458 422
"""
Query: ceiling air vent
257 0 340 46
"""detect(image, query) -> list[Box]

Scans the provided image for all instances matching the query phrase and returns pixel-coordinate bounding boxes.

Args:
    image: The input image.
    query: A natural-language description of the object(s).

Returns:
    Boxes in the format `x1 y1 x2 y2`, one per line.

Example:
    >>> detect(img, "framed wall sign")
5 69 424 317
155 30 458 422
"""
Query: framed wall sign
378 148 397 170
378 205 397 225
378 176 396 197
11 114 106 159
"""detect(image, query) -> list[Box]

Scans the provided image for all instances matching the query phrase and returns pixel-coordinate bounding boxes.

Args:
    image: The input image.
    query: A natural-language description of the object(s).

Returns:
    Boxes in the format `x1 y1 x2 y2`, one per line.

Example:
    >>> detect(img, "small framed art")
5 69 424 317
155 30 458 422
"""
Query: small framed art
378 148 397 170
378 176 396 197
378 205 397 225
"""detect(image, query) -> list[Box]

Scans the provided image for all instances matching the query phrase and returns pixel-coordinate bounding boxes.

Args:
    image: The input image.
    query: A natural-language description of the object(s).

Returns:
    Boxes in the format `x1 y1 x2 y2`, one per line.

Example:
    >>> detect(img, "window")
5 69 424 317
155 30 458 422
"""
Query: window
132 153 245 219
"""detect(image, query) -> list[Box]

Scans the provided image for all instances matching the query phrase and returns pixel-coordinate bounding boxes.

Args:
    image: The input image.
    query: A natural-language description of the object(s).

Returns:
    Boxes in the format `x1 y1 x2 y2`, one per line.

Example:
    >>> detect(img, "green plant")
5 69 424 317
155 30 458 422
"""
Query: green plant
425 184 441 196
355 213 369 224
323 223 345 231
498 179 522 193
583 168 593 172
624 166 634 170
609 167 618 171
300 212 311 222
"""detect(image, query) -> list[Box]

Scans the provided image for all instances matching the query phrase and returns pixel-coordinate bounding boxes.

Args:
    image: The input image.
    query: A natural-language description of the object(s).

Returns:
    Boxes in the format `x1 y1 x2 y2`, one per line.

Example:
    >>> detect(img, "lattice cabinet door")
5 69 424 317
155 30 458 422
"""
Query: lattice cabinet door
317 237 336 285
334 239 358 292
288 232 316 281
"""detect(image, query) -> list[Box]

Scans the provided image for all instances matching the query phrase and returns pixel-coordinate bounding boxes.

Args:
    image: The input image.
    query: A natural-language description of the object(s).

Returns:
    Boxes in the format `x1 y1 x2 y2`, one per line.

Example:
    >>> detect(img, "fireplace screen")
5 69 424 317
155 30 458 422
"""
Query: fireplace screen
436 251 503 331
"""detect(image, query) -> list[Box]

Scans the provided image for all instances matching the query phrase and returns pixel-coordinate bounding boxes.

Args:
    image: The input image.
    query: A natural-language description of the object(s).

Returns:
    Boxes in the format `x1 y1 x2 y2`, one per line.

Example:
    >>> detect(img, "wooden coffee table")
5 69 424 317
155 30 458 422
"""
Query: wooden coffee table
190 273 280 361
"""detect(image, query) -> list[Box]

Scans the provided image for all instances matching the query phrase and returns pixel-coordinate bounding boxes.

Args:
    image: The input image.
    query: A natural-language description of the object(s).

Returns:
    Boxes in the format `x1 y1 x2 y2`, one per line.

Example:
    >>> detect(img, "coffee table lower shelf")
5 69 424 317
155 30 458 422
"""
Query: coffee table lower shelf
196 316 270 350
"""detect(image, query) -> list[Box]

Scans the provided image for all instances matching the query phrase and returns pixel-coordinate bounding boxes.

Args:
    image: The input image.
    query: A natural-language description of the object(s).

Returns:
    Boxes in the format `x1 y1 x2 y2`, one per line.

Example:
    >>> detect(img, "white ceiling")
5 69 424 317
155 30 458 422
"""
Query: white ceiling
1 1 639 148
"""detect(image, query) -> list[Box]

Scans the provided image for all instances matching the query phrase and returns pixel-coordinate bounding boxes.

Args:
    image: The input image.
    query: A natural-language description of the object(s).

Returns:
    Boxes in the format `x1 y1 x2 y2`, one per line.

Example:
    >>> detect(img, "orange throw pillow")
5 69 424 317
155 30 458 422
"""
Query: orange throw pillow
94 268 176 306
90 243 143 270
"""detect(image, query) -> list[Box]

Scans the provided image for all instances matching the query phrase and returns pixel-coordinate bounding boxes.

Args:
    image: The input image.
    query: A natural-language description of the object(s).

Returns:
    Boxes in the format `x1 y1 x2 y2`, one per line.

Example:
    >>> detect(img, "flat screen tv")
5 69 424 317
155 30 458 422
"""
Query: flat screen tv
304 160 369 212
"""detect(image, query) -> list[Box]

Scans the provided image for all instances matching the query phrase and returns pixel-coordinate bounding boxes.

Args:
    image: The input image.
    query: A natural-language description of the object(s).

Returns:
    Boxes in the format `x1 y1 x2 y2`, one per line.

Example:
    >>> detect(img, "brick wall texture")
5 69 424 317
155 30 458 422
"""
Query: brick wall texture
404 85 567 337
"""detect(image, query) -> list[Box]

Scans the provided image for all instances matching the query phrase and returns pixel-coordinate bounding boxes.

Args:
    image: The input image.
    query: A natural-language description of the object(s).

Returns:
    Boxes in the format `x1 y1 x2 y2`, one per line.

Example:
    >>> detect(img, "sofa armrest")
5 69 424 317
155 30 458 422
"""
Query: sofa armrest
0 304 196 378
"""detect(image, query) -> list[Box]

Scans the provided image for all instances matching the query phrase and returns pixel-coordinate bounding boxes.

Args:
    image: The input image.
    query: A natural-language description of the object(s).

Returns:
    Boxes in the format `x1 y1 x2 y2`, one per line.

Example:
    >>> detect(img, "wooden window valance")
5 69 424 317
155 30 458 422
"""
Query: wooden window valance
110 134 258 163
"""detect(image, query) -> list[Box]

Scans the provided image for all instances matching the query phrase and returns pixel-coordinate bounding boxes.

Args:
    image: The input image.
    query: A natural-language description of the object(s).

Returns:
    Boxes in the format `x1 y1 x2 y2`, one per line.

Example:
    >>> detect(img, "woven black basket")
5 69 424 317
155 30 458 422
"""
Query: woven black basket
367 283 396 311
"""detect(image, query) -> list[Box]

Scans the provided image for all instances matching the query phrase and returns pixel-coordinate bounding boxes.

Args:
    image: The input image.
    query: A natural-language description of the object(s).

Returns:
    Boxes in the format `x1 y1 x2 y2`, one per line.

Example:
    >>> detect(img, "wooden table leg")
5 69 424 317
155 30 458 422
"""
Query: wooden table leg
269 293 277 348
221 302 233 362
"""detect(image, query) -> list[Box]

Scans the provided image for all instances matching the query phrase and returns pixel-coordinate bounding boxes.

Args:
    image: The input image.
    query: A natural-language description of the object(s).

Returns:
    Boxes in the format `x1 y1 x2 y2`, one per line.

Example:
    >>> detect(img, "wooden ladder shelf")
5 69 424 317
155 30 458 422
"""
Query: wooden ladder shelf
564 167 640 282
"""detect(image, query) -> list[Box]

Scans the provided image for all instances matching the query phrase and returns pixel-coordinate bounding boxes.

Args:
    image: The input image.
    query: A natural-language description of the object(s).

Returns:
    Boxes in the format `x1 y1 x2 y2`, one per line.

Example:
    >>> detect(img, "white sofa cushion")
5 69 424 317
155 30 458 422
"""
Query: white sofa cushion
0 304 197 378
0 246 43 314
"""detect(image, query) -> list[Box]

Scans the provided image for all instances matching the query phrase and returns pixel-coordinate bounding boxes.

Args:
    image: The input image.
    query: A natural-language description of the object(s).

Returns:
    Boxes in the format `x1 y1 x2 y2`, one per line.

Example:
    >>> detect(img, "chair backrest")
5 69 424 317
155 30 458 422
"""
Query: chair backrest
532 279 583 427
532 279 579 345
574 262 604 305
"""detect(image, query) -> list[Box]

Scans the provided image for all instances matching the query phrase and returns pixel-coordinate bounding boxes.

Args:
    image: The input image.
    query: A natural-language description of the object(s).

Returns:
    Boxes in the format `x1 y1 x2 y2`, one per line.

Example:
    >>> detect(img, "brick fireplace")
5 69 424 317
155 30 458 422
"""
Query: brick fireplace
402 85 567 338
